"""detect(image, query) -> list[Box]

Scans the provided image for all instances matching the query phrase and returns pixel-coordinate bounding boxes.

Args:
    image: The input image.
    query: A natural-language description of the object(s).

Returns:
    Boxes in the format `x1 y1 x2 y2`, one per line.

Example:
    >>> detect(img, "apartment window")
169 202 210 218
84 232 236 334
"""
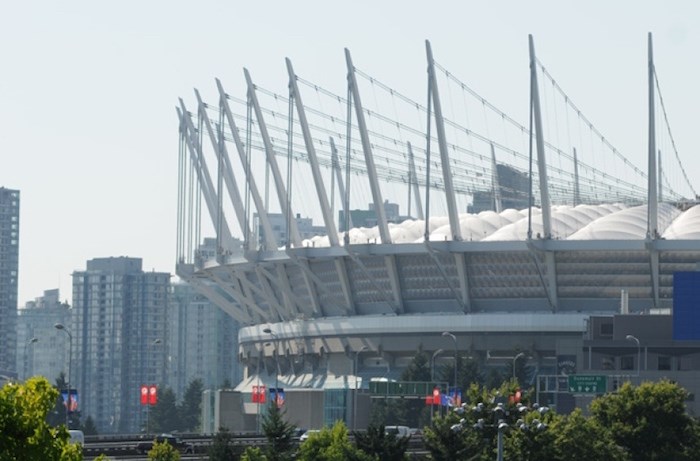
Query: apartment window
621 356 634 371
600 323 613 336
601 357 615 370
658 356 671 371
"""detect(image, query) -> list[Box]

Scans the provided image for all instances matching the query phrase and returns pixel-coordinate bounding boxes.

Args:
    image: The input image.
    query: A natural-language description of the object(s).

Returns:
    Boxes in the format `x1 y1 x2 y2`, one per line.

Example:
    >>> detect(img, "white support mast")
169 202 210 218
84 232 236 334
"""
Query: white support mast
194 90 250 245
573 147 581 206
177 103 234 250
244 68 303 248
490 143 502 213
658 149 663 203
330 137 352 229
286 58 340 246
528 35 558 311
528 35 552 238
426 40 462 241
407 142 424 220
345 48 391 244
647 32 660 308
647 32 658 237
215 79 278 251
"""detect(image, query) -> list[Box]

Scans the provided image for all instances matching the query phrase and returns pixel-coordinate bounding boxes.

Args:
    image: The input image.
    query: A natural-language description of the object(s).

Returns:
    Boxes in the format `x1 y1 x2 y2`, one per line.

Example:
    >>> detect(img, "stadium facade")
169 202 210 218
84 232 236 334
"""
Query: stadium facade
177 35 700 429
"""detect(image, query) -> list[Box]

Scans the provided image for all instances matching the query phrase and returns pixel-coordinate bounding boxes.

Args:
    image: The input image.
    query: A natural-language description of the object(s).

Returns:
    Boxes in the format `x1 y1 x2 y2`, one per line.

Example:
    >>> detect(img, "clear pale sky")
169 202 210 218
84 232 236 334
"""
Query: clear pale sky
2 1 699 305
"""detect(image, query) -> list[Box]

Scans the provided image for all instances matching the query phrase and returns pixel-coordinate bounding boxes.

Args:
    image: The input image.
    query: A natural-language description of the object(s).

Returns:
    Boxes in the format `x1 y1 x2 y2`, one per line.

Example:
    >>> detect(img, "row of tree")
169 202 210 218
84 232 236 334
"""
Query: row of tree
146 379 203 433
424 379 700 461
211 378 700 461
4 373 700 460
370 350 520 429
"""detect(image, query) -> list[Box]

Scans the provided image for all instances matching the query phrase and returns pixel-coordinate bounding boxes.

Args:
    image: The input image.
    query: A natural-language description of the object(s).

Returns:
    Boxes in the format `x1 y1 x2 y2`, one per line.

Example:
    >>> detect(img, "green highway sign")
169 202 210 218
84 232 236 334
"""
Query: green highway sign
568 375 607 394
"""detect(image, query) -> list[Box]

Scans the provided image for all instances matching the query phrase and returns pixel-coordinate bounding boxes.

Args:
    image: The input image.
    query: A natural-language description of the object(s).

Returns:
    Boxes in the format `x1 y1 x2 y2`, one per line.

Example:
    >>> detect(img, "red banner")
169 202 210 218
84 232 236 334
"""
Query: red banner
140 385 149 406
148 385 158 405
258 385 266 404
252 385 259 403
426 387 441 405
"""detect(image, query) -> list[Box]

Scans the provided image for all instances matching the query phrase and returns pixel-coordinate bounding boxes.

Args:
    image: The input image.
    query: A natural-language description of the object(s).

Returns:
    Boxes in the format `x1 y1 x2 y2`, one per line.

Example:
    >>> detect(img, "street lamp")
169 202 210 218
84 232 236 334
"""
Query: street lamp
54 323 72 427
456 401 549 461
431 349 444 383
513 352 526 381
24 337 38 380
353 346 369 430
442 332 458 392
263 328 280 399
626 335 641 377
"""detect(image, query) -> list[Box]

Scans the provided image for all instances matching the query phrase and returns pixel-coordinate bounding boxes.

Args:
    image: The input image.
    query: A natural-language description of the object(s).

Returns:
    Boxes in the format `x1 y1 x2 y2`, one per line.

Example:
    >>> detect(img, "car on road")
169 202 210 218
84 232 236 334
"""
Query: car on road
135 434 194 454
299 429 320 442
385 425 412 439
68 430 84 445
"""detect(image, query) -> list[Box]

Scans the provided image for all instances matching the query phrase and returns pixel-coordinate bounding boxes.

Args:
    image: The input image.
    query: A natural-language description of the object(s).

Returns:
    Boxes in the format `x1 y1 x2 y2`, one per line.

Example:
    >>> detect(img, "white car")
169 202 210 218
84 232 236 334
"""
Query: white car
299 429 320 441
68 430 85 445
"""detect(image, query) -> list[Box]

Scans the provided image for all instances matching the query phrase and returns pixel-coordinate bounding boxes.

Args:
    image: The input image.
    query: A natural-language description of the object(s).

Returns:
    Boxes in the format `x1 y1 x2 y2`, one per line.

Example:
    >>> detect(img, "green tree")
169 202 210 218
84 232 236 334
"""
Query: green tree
425 381 546 461
241 446 267 461
439 354 481 392
353 424 409 461
209 427 242 461
546 409 627 461
47 372 69 428
0 376 74 460
590 380 700 461
177 379 203 432
399 350 431 427
81 415 98 435
149 387 179 433
261 403 297 461
423 412 483 461
297 421 374 461
148 439 180 461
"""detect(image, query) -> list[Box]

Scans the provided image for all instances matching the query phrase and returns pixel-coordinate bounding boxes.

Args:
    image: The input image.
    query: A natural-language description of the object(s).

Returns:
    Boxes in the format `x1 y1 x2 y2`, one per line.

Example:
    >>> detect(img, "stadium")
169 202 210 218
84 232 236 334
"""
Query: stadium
176 36 700 430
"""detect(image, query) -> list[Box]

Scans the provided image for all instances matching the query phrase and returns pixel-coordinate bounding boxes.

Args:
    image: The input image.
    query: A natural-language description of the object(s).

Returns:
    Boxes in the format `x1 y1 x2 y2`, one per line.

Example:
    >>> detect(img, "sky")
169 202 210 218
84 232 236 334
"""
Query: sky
2 1 700 305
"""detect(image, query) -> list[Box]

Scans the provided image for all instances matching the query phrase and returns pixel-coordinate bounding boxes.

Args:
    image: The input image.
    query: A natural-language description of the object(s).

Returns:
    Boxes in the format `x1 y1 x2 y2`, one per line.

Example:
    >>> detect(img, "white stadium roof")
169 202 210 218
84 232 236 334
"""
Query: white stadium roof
302 203 700 247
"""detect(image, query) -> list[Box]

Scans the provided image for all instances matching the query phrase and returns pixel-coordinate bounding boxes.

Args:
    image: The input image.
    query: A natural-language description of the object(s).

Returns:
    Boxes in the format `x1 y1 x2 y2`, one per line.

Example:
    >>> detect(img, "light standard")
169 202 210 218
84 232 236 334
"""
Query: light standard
430 349 444 422
263 328 280 401
24 337 38 380
626 335 641 377
459 401 549 461
442 332 458 393
353 346 369 430
54 323 72 427
146 338 162 434
513 352 526 381
431 349 444 383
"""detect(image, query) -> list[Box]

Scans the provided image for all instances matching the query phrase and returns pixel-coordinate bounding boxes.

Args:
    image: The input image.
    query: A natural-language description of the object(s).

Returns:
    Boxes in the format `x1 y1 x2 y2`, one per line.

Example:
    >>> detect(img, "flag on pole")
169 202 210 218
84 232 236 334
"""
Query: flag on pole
140 385 149 406
148 385 158 405
252 385 260 403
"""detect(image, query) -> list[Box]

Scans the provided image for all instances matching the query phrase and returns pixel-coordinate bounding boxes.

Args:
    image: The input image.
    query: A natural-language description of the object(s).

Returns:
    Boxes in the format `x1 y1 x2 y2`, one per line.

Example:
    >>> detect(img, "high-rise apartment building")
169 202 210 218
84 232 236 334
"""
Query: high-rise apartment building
16 289 71 382
72 257 170 433
0 187 20 378
170 282 241 399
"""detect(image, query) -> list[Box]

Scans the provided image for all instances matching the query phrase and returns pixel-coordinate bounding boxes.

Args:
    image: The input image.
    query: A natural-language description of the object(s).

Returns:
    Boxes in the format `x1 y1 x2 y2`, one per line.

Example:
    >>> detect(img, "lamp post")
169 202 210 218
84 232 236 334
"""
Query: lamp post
54 323 72 427
263 328 280 401
24 337 38 380
146 338 162 434
442 332 458 393
353 346 369 430
626 335 641 377
459 401 549 461
513 352 526 381
431 349 444 383
430 349 444 422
